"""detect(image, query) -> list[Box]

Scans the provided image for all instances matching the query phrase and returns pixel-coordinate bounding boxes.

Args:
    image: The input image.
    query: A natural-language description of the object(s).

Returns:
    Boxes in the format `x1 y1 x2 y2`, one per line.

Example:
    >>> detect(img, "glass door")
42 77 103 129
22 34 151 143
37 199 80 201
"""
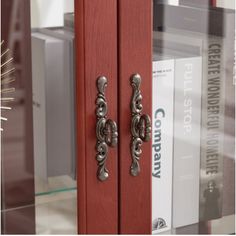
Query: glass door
30 1 77 234
1 0 77 234
152 0 235 234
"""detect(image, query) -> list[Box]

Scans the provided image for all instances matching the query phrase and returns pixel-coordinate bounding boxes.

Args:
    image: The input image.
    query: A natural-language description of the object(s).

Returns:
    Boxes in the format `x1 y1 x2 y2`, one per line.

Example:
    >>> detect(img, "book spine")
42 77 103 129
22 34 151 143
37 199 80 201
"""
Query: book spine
34 28 76 179
172 56 202 228
199 37 225 221
152 59 175 233
222 13 235 216
45 40 73 177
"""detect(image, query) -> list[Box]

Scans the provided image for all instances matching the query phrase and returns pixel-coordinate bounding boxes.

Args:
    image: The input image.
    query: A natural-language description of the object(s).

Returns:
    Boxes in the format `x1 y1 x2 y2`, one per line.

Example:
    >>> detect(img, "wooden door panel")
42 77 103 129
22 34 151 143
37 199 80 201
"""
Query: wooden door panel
75 0 118 234
118 0 152 234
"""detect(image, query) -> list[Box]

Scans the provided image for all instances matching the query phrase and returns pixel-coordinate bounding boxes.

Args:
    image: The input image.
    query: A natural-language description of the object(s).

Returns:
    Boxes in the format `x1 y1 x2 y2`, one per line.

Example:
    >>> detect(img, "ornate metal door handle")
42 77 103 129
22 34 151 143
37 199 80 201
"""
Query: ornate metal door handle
130 74 151 176
96 76 118 181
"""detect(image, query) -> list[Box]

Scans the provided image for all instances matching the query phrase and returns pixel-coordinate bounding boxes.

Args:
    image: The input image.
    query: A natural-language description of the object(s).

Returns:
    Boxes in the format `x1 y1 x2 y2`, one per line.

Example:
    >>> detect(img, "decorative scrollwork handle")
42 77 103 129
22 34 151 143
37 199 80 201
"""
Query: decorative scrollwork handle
130 74 151 176
96 76 118 181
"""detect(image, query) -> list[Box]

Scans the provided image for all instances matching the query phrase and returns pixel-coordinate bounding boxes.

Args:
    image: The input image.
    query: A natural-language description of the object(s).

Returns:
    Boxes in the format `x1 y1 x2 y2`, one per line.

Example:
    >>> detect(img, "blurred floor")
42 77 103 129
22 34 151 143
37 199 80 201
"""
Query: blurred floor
35 190 77 235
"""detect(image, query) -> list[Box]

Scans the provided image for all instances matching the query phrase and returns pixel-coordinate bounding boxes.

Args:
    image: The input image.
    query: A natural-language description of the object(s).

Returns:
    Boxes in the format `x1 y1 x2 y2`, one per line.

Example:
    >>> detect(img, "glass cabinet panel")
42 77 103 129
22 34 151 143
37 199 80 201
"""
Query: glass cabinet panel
152 0 235 234
1 0 77 234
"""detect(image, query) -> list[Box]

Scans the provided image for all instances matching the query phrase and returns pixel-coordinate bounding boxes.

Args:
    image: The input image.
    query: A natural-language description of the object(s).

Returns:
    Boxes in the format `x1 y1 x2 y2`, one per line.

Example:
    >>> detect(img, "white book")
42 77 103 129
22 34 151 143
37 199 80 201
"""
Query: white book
151 47 202 229
152 57 175 234
172 55 202 228
153 46 202 228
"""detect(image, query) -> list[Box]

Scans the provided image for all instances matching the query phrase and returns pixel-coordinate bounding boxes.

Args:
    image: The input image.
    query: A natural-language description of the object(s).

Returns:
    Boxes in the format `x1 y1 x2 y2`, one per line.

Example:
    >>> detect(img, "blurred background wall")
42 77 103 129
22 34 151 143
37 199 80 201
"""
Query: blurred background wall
30 0 74 28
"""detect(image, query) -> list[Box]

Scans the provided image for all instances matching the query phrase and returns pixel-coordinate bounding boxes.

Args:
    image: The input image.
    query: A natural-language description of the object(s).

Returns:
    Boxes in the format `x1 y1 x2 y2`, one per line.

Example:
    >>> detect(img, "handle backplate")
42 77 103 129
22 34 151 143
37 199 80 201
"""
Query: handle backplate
96 76 118 181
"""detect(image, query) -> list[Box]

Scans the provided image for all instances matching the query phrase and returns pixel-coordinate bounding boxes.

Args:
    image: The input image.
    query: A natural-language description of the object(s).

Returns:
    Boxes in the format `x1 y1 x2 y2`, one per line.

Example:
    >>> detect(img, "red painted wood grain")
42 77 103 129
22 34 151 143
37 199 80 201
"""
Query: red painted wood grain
75 0 118 234
118 0 152 234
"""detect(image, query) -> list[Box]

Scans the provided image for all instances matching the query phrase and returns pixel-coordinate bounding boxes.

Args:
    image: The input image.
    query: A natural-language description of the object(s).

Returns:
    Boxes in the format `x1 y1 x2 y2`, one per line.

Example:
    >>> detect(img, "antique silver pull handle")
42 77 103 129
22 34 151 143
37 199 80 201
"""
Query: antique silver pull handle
96 76 118 181
130 74 151 176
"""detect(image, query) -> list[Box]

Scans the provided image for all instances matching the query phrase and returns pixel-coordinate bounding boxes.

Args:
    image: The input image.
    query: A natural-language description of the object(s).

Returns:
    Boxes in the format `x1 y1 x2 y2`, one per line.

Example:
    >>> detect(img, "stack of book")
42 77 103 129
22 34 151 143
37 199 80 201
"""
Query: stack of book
152 2 235 233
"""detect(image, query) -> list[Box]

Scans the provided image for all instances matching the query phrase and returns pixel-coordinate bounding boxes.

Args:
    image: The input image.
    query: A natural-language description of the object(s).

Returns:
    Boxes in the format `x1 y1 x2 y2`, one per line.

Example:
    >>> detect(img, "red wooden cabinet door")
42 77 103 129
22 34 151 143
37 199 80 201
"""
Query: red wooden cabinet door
75 0 152 234
118 0 152 234
75 0 118 234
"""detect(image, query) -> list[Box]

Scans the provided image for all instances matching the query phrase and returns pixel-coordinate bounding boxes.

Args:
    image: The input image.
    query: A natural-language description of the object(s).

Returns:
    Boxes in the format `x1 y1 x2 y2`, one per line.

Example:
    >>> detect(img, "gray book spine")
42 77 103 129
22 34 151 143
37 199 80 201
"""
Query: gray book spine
45 40 73 178
38 28 76 179
31 32 74 179
173 56 202 228
199 36 225 221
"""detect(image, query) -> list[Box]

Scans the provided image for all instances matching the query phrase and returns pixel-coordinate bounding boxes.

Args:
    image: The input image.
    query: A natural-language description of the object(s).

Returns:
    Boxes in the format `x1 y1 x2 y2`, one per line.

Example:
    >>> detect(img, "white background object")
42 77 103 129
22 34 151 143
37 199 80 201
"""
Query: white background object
30 0 74 28
216 0 235 9
168 0 179 6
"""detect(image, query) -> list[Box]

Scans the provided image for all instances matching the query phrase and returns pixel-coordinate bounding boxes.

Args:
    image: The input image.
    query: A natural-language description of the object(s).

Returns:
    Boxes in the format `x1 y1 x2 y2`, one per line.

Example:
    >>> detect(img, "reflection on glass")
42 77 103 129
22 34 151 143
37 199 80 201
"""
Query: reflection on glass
152 0 235 234
1 0 77 234
1 0 36 233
